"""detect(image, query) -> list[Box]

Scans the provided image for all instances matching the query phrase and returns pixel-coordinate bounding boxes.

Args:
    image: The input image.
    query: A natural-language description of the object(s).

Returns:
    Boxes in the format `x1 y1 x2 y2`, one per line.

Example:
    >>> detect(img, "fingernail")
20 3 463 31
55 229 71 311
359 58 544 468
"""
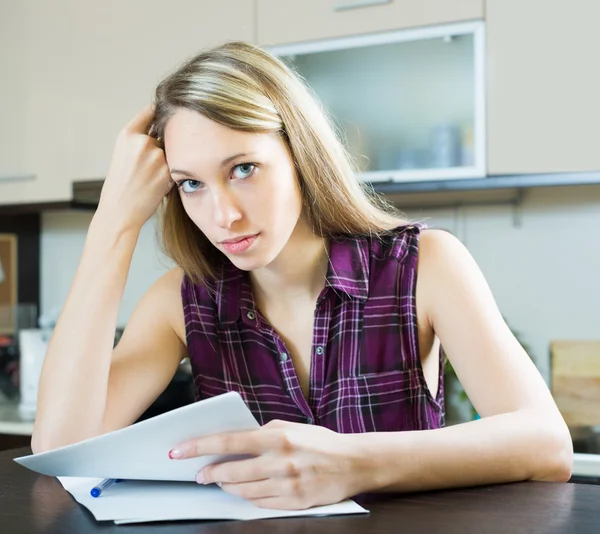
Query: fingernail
169 448 183 459
195 472 206 485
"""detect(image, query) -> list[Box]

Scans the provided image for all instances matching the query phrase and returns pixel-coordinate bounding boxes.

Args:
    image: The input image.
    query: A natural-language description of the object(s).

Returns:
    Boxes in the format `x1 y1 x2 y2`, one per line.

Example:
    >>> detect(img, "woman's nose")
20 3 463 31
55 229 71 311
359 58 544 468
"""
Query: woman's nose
212 188 242 229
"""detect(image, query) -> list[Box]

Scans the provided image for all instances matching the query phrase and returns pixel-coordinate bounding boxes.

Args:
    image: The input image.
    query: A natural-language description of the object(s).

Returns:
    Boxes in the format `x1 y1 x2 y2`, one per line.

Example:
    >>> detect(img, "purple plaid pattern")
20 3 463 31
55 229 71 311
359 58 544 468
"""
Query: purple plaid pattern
182 224 444 433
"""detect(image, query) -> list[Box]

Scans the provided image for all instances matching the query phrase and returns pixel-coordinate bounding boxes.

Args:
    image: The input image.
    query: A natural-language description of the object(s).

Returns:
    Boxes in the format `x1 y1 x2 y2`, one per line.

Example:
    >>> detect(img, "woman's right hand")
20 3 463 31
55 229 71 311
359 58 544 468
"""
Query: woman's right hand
96 105 174 233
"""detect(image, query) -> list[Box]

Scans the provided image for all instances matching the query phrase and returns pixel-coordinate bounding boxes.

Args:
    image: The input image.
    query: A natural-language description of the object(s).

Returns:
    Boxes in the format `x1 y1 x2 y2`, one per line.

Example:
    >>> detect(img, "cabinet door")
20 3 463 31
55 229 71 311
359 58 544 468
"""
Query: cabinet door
257 0 483 46
0 1 73 204
0 4 27 188
487 0 600 174
70 0 254 181
268 22 485 182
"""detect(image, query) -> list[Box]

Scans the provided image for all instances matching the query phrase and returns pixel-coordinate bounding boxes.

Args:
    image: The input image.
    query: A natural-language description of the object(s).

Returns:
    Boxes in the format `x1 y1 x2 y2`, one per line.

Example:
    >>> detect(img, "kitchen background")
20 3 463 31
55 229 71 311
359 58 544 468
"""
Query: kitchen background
40 186 600 384
1 1 599 468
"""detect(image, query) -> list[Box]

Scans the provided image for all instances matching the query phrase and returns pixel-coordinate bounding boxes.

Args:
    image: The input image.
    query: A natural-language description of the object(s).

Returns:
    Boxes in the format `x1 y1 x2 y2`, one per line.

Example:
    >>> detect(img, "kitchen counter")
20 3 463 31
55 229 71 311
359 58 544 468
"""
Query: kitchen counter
572 453 600 481
0 400 34 436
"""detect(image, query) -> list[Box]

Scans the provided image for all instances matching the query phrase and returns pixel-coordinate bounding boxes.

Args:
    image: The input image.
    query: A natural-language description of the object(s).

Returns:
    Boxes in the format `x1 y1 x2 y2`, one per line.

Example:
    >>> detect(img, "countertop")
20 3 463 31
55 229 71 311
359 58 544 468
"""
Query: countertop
573 453 600 479
0 400 34 436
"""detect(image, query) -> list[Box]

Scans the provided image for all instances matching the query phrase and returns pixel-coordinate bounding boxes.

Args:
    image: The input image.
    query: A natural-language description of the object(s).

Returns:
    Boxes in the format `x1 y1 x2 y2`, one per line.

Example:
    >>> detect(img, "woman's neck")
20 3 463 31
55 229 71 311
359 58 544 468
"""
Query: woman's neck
250 218 329 309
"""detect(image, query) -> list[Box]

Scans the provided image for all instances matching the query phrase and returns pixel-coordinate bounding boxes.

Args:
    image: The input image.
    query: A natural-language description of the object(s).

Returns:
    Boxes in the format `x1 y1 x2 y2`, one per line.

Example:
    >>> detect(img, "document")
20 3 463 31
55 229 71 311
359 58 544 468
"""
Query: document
14 391 368 523
14 391 260 481
58 476 367 524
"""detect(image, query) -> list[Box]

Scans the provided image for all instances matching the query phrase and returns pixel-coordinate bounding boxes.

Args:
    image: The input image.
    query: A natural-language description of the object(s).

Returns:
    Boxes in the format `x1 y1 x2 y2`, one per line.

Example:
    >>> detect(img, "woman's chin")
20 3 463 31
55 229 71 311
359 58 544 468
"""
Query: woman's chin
226 252 271 272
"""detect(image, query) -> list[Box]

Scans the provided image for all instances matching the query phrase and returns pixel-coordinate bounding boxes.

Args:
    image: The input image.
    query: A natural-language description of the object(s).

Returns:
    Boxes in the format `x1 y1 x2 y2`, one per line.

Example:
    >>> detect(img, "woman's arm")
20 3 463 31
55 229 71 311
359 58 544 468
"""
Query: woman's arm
356 228 572 493
32 107 179 452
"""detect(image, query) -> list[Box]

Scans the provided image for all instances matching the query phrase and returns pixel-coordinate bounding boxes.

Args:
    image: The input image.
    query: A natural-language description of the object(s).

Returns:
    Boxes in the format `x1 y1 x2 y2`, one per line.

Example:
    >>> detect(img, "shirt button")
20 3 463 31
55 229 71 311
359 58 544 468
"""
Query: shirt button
315 346 324 355
306 417 313 424
280 352 289 363
246 311 256 320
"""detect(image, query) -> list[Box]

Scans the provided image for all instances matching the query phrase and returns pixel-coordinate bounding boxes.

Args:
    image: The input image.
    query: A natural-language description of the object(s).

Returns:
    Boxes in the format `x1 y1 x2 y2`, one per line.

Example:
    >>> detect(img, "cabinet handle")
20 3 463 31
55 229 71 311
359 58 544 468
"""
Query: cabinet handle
333 0 392 12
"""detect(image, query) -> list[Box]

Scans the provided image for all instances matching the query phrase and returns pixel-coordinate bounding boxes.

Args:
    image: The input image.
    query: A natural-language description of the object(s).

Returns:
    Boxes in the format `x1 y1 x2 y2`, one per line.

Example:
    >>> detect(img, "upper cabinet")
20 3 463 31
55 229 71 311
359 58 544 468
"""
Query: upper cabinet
0 1 74 204
267 21 486 183
69 0 254 182
486 0 600 174
4 1 600 206
0 0 254 206
257 0 484 46
0 4 27 184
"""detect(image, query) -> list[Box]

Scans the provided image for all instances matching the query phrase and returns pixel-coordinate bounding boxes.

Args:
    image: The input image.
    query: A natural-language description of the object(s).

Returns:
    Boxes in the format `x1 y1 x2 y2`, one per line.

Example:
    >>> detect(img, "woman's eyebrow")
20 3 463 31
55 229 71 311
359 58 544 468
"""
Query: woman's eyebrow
220 152 256 168
170 152 257 178
170 169 197 178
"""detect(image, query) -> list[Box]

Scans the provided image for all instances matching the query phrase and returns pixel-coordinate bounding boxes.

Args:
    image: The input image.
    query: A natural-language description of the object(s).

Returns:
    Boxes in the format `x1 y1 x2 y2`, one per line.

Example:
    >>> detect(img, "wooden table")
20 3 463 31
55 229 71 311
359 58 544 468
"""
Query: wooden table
2 447 600 534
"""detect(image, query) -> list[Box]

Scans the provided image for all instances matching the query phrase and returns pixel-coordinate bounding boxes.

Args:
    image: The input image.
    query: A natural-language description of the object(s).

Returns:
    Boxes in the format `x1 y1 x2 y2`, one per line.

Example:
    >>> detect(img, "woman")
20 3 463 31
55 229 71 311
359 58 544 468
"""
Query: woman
32 42 572 510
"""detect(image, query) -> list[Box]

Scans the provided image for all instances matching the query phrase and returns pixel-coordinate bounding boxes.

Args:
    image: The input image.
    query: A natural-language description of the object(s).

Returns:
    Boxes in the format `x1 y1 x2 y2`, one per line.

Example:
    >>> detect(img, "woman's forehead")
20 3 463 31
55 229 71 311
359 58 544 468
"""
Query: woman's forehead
163 110 285 170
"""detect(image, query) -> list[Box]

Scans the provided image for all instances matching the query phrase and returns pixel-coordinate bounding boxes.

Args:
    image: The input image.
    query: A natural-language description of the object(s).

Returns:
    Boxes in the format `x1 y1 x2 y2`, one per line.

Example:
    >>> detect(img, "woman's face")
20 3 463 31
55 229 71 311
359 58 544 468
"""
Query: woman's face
163 108 303 271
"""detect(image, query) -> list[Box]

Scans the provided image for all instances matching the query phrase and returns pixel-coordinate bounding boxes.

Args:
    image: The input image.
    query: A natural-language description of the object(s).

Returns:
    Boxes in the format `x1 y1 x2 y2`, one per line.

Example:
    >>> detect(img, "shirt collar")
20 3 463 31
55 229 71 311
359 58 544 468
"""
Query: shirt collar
325 235 370 300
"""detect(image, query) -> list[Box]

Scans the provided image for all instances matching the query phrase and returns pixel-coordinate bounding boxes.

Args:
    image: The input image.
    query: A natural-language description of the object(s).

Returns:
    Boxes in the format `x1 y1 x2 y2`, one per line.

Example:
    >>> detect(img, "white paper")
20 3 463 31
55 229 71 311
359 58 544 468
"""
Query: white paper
15 391 368 523
14 391 260 481
58 476 368 523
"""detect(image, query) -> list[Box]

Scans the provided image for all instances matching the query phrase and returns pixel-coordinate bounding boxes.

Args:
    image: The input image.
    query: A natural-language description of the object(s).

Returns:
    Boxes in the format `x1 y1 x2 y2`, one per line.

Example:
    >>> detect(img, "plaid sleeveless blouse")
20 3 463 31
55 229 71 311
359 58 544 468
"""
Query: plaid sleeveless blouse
182 224 445 433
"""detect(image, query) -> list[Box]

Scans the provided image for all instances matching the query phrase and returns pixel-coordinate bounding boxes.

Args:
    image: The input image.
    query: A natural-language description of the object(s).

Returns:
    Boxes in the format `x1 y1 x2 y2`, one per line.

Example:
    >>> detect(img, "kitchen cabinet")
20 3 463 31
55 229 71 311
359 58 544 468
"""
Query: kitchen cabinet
0 1 73 204
5 1 600 205
267 21 486 182
257 0 483 46
0 4 27 190
1 0 254 206
69 0 254 183
486 0 600 174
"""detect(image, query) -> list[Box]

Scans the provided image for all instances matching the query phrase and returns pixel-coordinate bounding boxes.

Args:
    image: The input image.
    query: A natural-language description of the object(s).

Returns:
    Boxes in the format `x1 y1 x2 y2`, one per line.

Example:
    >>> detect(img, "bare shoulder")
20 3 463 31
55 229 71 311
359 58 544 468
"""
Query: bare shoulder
413 229 467 337
144 266 185 310
417 228 480 279
416 228 491 326
136 266 186 343
418 227 470 264
155 265 185 289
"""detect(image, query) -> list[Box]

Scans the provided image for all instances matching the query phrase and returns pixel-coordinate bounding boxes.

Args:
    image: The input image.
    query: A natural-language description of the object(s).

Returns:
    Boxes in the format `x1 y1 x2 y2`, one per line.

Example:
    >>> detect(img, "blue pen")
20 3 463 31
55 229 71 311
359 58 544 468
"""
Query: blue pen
90 478 121 498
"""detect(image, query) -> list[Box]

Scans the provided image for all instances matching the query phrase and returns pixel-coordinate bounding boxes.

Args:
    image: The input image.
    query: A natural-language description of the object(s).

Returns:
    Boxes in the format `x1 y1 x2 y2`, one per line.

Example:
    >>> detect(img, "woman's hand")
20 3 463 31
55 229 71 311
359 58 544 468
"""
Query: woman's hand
97 105 173 233
169 420 371 510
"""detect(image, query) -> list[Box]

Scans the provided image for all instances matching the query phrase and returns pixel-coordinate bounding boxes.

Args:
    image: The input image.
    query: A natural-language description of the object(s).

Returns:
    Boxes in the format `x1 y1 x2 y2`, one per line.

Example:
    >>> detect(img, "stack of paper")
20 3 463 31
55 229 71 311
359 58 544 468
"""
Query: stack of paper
57 477 366 524
14 392 368 524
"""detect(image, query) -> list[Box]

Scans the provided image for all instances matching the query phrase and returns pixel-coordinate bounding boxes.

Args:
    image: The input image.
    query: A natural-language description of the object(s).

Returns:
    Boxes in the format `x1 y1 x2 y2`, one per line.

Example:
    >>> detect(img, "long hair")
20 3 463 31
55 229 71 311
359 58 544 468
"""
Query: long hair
152 41 408 284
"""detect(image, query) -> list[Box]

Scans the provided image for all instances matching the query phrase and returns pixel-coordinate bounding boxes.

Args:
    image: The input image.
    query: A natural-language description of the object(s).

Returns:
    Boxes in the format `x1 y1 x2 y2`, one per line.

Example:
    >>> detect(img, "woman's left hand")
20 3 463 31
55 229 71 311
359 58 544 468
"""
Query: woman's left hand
168 419 370 510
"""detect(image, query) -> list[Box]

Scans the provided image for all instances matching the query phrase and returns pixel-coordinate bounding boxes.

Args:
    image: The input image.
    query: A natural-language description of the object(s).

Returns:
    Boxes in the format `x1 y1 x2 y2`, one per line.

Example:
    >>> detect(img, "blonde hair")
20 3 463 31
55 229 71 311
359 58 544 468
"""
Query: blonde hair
152 41 408 284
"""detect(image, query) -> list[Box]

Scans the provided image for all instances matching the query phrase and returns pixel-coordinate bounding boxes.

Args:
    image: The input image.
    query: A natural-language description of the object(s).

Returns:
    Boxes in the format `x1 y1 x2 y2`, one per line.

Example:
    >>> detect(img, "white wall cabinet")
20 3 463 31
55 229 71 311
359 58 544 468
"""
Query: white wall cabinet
267 21 486 182
0 0 254 205
4 1 600 206
486 0 600 174
257 0 484 46
0 3 28 188
0 1 73 204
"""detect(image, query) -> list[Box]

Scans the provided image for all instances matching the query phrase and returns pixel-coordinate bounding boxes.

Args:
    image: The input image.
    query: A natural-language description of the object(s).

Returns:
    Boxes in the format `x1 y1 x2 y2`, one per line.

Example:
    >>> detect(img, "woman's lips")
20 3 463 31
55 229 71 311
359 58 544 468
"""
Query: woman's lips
220 233 259 254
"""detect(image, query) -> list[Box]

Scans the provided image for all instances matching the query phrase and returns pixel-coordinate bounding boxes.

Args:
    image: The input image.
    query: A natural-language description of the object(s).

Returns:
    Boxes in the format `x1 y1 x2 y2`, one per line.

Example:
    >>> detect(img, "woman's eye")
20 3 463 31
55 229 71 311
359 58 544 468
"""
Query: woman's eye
232 163 256 180
179 179 203 194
